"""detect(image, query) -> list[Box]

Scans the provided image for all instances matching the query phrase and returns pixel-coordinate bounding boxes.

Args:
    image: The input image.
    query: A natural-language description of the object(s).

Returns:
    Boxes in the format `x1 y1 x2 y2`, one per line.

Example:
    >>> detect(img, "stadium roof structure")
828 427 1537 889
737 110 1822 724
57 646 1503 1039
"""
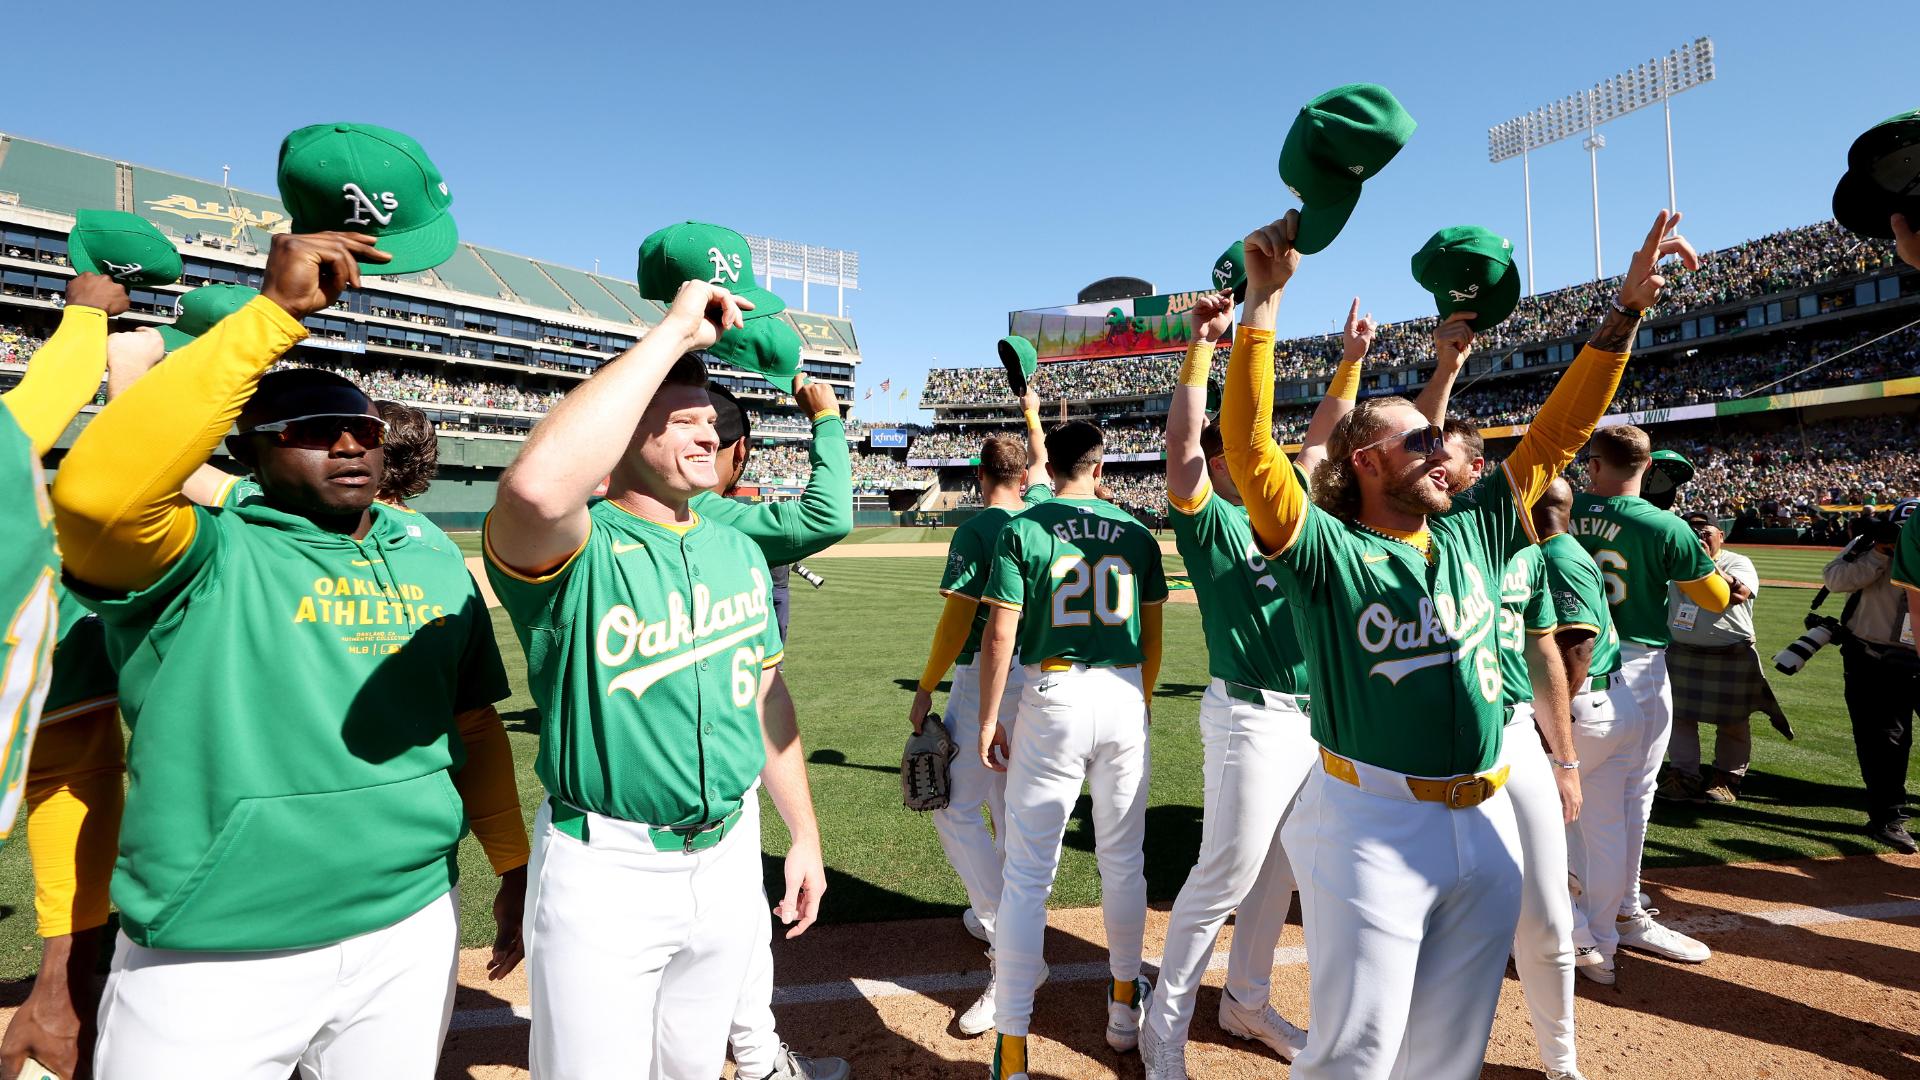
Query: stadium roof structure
0 131 859 354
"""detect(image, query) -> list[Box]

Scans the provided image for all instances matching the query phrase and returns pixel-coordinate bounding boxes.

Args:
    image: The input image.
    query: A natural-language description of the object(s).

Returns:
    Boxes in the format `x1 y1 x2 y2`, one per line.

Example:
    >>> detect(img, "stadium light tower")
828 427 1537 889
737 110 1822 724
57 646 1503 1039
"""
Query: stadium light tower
744 235 860 317
1488 36 1716 291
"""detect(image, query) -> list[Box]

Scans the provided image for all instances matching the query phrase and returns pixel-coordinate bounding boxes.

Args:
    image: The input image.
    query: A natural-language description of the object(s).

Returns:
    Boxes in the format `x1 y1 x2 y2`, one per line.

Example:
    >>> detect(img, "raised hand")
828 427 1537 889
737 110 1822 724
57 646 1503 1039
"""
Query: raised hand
65 272 129 316
1191 290 1235 345
105 328 167 400
1894 214 1920 273
261 232 387 319
793 373 836 418
1433 312 1476 367
1617 210 1701 313
1342 297 1377 363
1243 211 1302 298
662 279 751 351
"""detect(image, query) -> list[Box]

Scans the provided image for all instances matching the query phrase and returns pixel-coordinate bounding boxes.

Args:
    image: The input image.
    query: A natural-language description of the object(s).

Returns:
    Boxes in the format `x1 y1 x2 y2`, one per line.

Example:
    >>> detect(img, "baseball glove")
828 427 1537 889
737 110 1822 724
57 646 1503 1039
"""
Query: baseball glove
902 715 957 811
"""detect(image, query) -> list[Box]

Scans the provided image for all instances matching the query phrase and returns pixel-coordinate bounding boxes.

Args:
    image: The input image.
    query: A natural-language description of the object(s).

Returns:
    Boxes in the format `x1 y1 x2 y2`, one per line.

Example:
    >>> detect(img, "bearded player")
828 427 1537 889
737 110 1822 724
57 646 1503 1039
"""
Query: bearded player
1571 424 1737 970
1139 292 1376 1077
486 278 827 1079
977 420 1167 1080
51 233 526 1078
1221 208 1692 1079
906 388 1051 1037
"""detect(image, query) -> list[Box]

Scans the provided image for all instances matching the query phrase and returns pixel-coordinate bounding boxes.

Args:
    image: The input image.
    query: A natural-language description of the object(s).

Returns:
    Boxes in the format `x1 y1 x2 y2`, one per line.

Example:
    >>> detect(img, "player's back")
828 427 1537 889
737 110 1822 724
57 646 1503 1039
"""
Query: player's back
0 405 58 842
1569 492 1713 647
986 497 1166 667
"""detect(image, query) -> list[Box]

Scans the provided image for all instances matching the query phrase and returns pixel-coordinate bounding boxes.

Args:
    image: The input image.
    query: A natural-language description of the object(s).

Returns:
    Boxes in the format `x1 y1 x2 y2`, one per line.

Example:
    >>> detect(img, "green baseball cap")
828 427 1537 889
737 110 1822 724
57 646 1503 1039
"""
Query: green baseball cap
1210 240 1247 303
637 222 785 321
706 314 802 393
1410 225 1520 331
997 334 1038 396
1832 109 1920 240
1644 449 1696 510
276 123 458 275
67 210 182 287
1279 84 1417 255
156 284 260 352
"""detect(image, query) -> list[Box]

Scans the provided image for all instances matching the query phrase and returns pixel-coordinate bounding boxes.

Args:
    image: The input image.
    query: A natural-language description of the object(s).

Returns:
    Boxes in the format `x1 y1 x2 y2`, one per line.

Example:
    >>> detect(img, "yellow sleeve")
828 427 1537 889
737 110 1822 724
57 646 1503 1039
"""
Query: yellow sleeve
1 306 107 457
1168 478 1212 516
24 708 124 937
919 592 980 692
1219 326 1307 555
450 705 530 875
1500 344 1630 517
1178 340 1216 387
1327 358 1362 402
1141 602 1164 703
52 297 308 593
1678 571 1732 613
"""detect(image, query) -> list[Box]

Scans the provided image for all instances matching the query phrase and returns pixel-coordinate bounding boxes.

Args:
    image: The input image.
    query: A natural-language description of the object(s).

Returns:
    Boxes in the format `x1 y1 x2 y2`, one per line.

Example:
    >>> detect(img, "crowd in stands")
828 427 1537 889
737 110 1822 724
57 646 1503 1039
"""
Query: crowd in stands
1660 413 1920 522
0 324 46 365
907 420 1165 461
741 442 936 494
922 352 1203 406
280 358 567 414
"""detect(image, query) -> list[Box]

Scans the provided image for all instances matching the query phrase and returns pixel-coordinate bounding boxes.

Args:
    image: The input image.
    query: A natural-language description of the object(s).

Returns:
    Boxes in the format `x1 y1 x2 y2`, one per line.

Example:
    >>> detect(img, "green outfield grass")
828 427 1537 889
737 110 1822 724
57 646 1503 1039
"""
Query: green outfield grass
0 539 1872 980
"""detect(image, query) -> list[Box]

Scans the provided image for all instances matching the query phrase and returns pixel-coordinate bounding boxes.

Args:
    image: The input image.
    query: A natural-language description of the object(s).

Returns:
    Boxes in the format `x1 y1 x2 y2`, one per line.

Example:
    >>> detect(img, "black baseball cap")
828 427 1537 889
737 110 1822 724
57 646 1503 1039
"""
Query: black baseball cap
707 381 748 446
1832 109 1920 240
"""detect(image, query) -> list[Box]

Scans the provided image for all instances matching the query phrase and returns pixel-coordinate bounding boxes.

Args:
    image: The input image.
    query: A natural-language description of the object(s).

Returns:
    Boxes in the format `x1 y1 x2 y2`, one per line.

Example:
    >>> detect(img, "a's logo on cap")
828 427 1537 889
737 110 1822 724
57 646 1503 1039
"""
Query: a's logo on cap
100 259 143 279
341 182 398 226
1348 165 1366 175
1448 284 1482 302
707 246 743 284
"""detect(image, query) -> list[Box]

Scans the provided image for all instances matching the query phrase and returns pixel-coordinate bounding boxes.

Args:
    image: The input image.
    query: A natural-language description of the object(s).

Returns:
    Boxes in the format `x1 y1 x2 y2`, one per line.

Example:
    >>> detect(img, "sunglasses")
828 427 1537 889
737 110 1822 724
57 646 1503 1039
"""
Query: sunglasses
242 413 388 450
1355 423 1445 457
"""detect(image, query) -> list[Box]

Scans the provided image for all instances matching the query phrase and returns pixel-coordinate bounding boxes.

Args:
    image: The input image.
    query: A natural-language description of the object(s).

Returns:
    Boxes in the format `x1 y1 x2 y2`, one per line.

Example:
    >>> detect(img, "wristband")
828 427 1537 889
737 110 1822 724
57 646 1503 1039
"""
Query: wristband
1610 298 1648 319
1549 756 1581 771
1022 408 1041 429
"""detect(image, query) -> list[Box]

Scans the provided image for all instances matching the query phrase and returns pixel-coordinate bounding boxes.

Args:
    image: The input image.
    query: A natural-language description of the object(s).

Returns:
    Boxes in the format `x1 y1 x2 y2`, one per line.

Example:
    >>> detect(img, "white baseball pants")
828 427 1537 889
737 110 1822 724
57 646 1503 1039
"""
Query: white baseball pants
1282 754 1523 1080
1567 683 1637 956
526 798 764 1080
727 792 782 1079
930 658 1027 944
1500 703 1578 1074
94 889 457 1080
1615 643 1672 918
1144 680 1315 1049
993 662 1150 1037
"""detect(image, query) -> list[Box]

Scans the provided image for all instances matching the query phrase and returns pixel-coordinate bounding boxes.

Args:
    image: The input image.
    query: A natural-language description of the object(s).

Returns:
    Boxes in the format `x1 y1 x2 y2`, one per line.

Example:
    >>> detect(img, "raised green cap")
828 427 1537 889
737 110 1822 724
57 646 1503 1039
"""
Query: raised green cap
637 222 785 320
1210 240 1247 302
1643 448 1696 510
997 334 1037 395
1832 109 1920 240
156 284 260 352
68 210 182 286
1279 84 1417 255
706 314 802 393
276 123 458 274
1410 225 1520 331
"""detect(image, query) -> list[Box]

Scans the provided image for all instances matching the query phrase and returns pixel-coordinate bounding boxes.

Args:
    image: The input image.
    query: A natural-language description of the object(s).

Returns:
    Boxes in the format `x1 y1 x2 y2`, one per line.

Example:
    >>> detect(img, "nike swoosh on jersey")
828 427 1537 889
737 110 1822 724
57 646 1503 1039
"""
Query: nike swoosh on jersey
612 541 646 554
1362 553 1393 564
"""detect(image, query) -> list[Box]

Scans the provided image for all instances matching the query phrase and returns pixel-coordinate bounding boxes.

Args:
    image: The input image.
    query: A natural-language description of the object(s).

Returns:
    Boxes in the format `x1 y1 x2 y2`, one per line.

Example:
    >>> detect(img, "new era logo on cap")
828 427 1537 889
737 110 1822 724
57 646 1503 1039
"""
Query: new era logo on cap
277 123 458 275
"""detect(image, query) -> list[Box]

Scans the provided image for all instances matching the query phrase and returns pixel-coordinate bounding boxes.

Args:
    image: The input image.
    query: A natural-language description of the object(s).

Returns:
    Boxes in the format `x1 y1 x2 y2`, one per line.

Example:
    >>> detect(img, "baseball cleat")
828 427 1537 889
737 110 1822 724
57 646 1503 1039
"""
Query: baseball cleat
1700 782 1738 804
1106 976 1150 1052
958 952 1046 1037
963 907 990 943
1655 770 1704 802
1617 908 1710 963
989 1033 1028 1079
1870 820 1918 854
1217 991 1308 1061
1138 1017 1189 1080
1545 1070 1590 1080
754 1045 848 1080
1574 950 1615 985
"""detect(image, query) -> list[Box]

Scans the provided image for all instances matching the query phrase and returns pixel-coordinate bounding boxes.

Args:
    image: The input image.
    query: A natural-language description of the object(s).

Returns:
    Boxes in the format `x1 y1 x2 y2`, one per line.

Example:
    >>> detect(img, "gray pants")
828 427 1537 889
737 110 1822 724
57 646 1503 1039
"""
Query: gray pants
1669 715 1751 779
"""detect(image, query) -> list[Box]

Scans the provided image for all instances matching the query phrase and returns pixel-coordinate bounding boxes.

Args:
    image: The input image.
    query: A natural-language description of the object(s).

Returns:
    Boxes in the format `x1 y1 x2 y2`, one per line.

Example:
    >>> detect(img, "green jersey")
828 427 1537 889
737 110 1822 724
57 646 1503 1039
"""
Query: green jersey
0 407 58 845
1496 546 1557 708
692 413 852 565
1569 493 1713 648
1168 481 1308 695
44 591 116 724
1275 470 1530 777
1891 511 1920 593
983 497 1168 666
1540 532 1620 680
938 484 1051 660
79 499 509 951
487 500 784 829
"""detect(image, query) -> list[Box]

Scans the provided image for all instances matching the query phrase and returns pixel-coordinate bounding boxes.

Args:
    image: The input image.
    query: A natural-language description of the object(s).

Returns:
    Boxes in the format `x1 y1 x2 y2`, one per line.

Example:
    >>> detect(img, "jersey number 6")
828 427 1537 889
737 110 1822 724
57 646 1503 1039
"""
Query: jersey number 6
1593 549 1628 606
1050 555 1135 627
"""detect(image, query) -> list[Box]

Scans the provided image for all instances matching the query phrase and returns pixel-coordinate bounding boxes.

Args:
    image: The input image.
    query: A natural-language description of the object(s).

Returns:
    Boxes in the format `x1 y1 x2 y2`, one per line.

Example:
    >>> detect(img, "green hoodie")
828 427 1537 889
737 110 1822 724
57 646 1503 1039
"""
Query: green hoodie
76 497 508 951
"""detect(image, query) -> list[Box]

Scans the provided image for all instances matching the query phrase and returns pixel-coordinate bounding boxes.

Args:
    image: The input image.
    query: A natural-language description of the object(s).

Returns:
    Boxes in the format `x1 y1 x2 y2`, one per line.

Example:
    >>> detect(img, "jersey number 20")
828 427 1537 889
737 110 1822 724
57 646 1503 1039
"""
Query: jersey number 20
1050 555 1135 627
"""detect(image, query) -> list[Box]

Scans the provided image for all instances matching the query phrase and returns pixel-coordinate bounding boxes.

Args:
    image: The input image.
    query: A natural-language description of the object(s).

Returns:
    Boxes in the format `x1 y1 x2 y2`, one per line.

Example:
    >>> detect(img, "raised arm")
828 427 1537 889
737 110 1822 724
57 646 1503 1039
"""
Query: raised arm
1297 297 1376 476
1413 313 1473 426
1219 214 1309 556
489 282 745 575
2 275 126 456
1020 386 1049 479
1166 291 1234 503
52 234 378 593
1502 211 1699 515
701 376 854 564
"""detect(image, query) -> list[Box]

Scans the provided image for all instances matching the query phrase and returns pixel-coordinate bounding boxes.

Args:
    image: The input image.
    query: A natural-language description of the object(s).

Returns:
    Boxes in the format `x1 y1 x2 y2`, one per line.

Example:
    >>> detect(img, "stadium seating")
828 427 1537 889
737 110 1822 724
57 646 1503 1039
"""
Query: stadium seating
428 244 515 299
0 136 117 217
471 247 576 311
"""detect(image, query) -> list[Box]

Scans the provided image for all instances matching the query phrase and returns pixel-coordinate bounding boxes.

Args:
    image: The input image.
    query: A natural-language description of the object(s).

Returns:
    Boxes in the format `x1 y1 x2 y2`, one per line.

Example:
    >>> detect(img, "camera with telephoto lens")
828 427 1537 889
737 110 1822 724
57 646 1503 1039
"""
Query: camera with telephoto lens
1775 613 1845 675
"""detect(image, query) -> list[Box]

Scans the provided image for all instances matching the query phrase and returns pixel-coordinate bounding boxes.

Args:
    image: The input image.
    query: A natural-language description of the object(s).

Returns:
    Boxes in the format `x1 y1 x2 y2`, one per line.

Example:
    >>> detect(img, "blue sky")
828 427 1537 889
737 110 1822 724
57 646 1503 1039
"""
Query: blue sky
5 2 1895 421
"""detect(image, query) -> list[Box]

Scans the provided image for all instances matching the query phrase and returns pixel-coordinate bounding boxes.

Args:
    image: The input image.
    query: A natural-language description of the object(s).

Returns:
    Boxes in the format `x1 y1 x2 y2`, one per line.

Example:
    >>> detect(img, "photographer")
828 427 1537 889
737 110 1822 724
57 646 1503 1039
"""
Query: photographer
1660 513 1788 806
1822 514 1919 854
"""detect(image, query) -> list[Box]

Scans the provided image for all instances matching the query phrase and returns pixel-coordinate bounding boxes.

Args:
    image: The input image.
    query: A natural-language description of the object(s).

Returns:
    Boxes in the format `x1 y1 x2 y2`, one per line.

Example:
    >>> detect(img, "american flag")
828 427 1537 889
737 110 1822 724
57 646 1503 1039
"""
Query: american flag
879 378 892 392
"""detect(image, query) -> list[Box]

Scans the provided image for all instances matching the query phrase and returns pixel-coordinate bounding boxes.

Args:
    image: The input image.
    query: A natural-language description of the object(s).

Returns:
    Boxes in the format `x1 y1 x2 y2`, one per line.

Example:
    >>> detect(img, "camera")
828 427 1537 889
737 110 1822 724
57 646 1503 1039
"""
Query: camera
793 563 826 589
1775 613 1844 675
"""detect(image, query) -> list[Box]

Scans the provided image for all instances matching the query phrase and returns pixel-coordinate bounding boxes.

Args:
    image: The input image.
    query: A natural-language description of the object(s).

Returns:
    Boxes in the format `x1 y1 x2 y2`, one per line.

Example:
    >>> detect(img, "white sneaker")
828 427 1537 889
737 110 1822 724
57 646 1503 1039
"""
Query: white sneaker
1217 991 1308 1061
1138 1018 1188 1080
957 953 1046 1037
1546 1070 1590 1080
1106 976 1150 1052
1617 908 1710 963
963 907 990 943
1574 951 1615 985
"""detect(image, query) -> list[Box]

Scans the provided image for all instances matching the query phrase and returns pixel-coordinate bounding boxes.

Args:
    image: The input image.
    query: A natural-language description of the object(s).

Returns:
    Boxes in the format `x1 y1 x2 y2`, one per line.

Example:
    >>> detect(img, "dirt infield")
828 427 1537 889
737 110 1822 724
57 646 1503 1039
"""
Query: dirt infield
417 852 1920 1079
